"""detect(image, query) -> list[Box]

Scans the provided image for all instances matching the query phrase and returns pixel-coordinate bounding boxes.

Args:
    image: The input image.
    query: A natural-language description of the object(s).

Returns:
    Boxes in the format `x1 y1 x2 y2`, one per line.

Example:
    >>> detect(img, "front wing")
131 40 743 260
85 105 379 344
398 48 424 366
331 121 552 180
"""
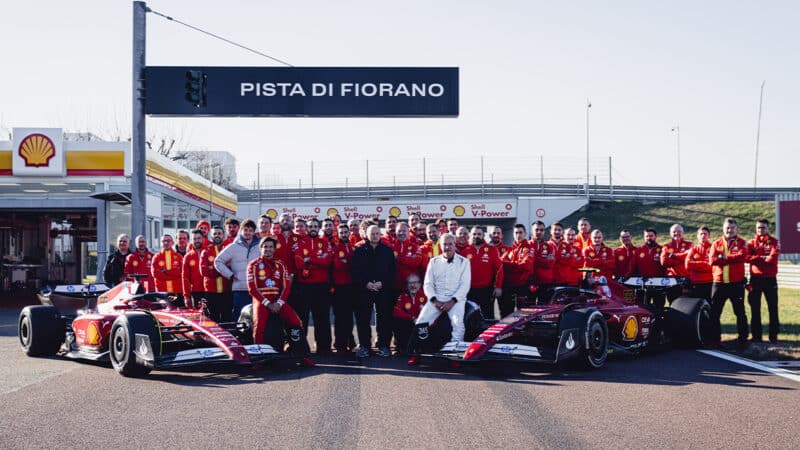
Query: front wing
424 328 583 365
134 335 291 368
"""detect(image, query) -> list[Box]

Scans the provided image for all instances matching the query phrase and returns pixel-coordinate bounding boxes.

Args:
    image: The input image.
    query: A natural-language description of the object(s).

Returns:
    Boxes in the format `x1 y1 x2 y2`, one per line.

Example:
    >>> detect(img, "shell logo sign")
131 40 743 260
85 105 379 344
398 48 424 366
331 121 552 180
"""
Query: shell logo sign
11 128 66 176
326 208 339 217
86 322 101 346
389 206 402 217
18 134 56 167
265 208 278 219
453 205 466 217
622 316 638 341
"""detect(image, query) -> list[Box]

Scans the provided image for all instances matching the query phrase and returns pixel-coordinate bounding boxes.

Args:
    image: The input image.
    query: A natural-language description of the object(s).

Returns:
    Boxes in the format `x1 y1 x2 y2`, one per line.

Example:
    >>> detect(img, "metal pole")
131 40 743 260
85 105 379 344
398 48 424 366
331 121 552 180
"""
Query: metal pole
257 162 261 213
540 155 544 195
586 99 591 200
365 160 369 197
754 81 765 188
131 1 148 238
608 156 613 199
423 157 427 197
671 125 681 190
481 155 485 197
311 160 315 198
209 164 214 218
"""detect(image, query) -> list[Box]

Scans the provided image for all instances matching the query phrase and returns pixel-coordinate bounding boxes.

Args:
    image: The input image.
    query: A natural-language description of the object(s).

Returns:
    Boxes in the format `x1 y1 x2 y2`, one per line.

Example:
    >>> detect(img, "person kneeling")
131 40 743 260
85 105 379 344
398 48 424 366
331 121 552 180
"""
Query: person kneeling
408 233 471 366
393 274 427 355
247 236 315 368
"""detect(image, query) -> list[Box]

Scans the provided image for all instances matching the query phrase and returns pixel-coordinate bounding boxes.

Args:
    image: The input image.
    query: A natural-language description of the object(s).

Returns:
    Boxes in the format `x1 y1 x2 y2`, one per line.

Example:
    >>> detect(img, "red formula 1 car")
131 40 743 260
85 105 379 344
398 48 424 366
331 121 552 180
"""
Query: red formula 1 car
413 269 711 369
18 278 301 377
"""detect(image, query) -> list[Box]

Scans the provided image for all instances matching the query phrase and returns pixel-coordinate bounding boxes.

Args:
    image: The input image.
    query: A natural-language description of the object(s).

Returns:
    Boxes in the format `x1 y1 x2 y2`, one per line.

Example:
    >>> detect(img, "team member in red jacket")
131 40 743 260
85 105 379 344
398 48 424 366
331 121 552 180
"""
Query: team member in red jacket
381 215 399 246
347 219 362 247
500 224 534 317
421 223 442 272
392 223 424 296
613 230 636 279
124 235 155 292
708 218 750 348
551 222 582 287
661 224 693 302
392 274 427 354
293 218 333 354
531 221 556 303
151 234 183 298
200 226 232 322
488 225 512 256
331 224 357 353
464 226 504 319
575 218 592 249
685 226 713 300
413 223 428 246
181 230 205 308
747 219 781 343
583 230 615 281
256 214 272 239
633 228 666 308
247 236 314 367
222 218 240 247
196 220 211 248
455 226 471 256
273 213 303 280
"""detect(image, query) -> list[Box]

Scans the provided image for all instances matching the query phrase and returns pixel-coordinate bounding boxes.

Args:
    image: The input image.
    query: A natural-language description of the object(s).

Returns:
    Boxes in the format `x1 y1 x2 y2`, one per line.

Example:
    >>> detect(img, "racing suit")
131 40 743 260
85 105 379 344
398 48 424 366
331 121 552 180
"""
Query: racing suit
246 256 307 354
415 253 471 344
747 234 780 341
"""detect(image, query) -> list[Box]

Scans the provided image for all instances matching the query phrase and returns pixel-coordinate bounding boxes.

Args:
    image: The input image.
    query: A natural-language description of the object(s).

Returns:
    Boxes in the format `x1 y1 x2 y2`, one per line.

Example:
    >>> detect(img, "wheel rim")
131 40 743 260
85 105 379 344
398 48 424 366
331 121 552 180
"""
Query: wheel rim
19 317 30 348
587 320 607 363
111 327 127 364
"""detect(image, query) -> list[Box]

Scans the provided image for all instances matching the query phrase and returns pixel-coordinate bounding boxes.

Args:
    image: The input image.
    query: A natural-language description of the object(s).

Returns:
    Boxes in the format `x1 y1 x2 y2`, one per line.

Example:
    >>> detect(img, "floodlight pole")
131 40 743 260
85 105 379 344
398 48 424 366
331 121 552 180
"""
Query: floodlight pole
131 1 148 239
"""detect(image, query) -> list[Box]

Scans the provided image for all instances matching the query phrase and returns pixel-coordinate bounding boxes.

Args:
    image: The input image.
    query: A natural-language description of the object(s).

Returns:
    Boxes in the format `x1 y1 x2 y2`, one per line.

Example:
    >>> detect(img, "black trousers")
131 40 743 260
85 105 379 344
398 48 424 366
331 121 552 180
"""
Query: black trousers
748 277 780 340
710 281 748 343
356 288 394 349
499 285 527 318
332 283 358 350
468 286 494 319
393 318 414 354
204 292 233 323
293 282 332 352
689 283 712 300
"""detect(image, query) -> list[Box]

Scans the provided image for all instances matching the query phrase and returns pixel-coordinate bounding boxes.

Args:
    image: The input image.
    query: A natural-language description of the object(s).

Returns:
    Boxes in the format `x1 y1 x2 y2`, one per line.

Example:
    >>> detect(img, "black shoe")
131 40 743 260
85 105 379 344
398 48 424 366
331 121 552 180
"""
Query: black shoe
769 337 779 344
750 337 763 343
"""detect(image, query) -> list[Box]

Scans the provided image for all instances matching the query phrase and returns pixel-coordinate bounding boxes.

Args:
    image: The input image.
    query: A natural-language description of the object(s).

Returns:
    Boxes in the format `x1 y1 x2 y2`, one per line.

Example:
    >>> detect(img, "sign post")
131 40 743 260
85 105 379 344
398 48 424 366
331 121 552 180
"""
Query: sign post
131 1 147 240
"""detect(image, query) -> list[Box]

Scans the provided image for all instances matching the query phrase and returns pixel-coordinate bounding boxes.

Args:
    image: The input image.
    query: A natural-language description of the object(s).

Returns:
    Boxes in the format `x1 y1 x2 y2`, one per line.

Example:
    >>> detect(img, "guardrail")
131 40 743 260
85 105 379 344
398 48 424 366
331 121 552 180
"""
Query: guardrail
775 264 800 289
236 183 800 203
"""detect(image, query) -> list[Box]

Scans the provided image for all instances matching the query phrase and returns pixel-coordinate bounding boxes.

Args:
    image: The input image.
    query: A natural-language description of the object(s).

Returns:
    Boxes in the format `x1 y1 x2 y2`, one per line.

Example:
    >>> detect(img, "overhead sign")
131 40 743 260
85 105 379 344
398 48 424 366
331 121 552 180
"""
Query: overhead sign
12 128 65 176
145 66 459 117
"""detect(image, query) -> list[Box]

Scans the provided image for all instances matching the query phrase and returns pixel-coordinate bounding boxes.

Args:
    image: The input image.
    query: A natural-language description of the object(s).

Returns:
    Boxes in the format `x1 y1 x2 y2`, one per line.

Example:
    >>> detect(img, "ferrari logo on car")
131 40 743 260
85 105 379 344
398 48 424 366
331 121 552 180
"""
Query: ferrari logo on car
623 316 638 341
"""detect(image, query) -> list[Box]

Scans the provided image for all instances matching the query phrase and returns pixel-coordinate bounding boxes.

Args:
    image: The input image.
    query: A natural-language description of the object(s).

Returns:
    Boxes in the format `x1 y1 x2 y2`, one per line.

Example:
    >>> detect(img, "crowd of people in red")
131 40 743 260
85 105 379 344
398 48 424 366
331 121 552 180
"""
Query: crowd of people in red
103 212 782 359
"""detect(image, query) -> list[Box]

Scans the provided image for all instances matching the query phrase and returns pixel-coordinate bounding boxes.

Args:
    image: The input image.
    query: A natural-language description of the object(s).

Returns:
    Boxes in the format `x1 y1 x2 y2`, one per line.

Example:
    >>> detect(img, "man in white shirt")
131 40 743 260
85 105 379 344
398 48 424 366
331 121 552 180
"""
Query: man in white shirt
408 233 471 366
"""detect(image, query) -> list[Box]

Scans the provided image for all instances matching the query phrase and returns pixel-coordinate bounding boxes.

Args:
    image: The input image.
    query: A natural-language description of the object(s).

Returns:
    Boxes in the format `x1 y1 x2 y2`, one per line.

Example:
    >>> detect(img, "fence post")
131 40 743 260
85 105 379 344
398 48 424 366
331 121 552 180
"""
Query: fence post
481 155 485 197
423 157 427 198
609 156 613 200
311 160 315 198
366 159 370 198
540 155 544 195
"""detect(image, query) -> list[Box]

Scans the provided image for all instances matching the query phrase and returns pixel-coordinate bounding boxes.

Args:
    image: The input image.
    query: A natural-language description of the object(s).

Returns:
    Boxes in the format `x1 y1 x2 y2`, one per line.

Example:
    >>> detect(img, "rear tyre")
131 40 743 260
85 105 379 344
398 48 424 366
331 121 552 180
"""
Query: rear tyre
109 313 160 377
667 297 711 348
18 306 65 356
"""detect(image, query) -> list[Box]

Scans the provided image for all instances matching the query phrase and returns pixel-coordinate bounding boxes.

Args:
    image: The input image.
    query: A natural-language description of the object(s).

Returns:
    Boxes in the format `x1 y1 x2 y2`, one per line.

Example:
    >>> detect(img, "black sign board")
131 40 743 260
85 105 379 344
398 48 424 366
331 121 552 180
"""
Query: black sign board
145 66 459 117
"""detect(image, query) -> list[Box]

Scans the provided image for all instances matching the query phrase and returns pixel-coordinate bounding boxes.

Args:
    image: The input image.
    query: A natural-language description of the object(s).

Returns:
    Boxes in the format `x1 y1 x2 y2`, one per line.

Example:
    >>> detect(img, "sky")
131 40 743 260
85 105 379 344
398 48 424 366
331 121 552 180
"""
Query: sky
2 1 799 189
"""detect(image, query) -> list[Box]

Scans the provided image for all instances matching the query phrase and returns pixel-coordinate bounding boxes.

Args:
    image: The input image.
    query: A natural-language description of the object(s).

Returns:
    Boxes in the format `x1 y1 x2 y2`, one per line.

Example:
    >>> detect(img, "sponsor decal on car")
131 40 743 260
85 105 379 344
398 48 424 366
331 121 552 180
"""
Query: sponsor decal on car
622 316 638 341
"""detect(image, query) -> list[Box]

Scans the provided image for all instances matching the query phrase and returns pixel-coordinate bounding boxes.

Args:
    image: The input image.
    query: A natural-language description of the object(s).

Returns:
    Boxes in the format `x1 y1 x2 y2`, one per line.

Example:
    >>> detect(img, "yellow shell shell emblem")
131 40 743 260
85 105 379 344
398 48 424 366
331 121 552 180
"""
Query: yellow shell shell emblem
622 316 638 341
86 322 101 346
453 205 466 217
327 208 339 217
266 209 278 219
389 206 402 217
18 133 56 167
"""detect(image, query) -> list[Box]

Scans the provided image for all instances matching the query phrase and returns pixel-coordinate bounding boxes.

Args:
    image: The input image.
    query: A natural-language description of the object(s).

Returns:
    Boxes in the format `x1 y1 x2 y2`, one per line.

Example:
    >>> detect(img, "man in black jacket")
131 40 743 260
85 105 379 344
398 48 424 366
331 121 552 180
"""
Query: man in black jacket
103 234 131 286
351 225 396 358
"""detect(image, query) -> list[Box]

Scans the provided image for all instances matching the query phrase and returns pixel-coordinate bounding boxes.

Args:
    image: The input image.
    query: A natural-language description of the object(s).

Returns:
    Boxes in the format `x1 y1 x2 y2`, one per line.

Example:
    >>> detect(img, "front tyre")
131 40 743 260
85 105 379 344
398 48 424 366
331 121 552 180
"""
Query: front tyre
109 313 160 377
578 311 608 369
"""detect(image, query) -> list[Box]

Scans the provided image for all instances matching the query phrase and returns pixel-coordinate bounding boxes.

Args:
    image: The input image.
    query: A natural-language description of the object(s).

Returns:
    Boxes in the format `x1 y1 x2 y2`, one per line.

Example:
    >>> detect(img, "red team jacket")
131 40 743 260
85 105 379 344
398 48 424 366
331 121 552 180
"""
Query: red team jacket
181 246 204 297
613 245 636 278
709 237 748 283
393 239 424 289
151 248 183 294
531 239 556 285
660 239 693 277
501 240 534 287
552 239 582 286
462 244 504 289
293 236 332 284
583 243 615 280
124 250 155 292
633 244 664 278
685 241 713 285
748 234 780 278
274 232 304 277
199 244 232 294
331 241 354 286
392 290 428 321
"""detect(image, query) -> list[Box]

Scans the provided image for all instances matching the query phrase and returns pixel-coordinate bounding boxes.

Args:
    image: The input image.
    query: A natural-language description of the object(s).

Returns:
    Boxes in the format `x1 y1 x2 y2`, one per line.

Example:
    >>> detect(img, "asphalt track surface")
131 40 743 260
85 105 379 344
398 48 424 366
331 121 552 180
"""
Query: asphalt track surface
1 308 797 449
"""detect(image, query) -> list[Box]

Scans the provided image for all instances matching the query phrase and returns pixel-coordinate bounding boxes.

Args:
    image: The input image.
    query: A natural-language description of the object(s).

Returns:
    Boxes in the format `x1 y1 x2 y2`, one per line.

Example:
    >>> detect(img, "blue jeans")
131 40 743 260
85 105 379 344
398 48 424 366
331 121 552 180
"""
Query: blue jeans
232 291 251 322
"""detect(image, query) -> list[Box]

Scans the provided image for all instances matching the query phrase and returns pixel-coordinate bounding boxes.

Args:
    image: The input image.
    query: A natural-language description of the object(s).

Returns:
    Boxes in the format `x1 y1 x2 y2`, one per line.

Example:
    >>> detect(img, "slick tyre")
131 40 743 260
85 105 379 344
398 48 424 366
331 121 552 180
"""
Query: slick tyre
667 297 711 348
18 305 65 356
575 310 609 370
109 313 160 377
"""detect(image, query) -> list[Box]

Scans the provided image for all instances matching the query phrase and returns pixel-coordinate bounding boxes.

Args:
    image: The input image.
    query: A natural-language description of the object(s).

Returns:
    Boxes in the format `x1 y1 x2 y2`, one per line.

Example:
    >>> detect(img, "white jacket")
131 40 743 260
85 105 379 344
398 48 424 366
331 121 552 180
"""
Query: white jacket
213 236 260 291
423 253 471 303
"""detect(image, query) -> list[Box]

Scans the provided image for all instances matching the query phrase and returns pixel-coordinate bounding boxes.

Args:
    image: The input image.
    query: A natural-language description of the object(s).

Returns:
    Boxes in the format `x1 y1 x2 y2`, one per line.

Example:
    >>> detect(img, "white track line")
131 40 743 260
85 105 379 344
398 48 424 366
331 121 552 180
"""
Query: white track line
697 349 800 383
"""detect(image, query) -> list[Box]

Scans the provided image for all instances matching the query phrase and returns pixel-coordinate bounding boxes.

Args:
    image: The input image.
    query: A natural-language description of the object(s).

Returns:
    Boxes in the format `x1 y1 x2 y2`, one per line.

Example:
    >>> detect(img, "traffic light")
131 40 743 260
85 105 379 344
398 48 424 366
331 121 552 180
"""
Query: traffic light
185 70 206 107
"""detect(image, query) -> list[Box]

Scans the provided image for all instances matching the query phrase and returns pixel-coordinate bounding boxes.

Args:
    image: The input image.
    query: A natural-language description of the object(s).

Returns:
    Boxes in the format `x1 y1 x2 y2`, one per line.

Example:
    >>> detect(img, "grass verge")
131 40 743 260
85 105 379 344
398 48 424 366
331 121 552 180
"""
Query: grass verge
720 287 799 361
